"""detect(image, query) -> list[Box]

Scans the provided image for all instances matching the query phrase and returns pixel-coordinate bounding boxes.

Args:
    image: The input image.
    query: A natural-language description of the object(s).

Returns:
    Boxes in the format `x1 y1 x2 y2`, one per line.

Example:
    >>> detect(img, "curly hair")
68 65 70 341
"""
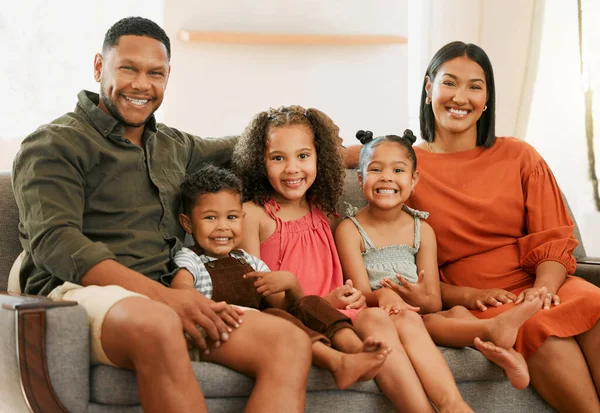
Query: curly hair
233 105 345 216
180 164 242 215
103 17 171 60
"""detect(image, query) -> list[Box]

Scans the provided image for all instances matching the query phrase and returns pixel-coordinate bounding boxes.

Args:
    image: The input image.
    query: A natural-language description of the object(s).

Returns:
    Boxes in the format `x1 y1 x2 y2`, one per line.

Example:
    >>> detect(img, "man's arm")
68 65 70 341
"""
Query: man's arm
13 129 117 285
343 145 361 169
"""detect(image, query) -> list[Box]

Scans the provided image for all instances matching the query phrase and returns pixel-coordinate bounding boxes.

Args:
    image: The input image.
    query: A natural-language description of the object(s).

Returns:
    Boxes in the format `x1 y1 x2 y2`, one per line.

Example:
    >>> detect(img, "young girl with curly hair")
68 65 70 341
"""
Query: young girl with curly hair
233 105 474 413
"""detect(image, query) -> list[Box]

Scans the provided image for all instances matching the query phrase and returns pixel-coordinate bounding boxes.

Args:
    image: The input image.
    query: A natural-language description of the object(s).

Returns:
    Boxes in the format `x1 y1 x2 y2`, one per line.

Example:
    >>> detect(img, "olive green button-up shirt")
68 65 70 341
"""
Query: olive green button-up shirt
13 90 237 295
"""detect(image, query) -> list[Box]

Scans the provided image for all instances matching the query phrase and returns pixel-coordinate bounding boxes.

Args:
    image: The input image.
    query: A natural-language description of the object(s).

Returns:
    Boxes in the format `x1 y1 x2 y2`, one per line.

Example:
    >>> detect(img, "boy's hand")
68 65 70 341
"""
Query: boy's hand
324 280 366 310
377 287 420 315
160 287 243 354
244 271 298 296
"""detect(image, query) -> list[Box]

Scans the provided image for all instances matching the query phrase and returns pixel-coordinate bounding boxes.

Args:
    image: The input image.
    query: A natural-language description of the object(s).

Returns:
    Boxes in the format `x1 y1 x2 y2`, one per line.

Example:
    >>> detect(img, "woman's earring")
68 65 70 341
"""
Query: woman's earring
425 94 431 105
483 105 488 112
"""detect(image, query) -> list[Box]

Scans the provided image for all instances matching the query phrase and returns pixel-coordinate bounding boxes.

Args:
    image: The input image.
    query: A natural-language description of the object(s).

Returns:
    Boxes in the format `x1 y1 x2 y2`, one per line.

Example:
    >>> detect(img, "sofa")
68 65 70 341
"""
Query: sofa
1 169 599 413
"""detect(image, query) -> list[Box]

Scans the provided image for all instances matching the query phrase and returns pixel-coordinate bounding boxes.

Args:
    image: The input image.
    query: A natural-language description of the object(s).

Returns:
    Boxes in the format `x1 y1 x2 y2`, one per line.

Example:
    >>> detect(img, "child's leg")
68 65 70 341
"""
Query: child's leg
423 295 544 390
352 307 438 413
387 309 474 413
423 294 543 349
264 306 389 389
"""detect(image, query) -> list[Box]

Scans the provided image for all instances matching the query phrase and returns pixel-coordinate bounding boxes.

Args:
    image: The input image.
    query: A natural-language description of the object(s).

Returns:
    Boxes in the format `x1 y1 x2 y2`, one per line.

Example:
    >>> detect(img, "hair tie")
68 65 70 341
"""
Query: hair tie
356 130 374 145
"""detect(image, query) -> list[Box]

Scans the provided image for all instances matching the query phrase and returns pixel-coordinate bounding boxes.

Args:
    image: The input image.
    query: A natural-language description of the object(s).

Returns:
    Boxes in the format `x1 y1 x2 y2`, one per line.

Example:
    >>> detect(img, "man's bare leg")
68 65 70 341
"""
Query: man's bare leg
201 311 312 413
101 297 207 413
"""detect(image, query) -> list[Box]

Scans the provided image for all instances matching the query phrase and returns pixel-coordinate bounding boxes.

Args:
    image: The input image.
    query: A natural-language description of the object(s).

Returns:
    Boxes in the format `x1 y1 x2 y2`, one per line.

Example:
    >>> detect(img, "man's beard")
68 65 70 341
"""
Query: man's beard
100 86 154 128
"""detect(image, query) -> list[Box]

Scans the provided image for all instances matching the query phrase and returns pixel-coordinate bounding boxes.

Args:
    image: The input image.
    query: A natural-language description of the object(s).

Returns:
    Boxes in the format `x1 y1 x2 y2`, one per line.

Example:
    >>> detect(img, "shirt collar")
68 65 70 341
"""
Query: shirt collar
75 90 158 139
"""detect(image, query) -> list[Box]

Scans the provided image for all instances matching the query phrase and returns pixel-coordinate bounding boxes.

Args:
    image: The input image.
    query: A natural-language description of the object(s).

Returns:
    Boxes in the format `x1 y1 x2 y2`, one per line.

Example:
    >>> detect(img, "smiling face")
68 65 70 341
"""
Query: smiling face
359 142 419 210
180 190 244 258
425 55 487 139
94 35 170 136
265 124 317 204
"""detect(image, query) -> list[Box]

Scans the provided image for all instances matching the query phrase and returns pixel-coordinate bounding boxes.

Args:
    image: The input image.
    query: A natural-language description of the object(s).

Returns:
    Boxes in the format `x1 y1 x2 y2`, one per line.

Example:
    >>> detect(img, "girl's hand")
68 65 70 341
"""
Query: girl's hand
244 271 297 296
325 280 367 310
466 288 517 311
377 288 420 315
515 287 558 310
380 270 426 306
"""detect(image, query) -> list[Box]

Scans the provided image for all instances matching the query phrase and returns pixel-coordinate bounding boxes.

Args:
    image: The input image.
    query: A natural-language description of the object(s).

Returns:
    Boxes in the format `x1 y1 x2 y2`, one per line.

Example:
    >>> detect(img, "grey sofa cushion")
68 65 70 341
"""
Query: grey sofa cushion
0 172 21 292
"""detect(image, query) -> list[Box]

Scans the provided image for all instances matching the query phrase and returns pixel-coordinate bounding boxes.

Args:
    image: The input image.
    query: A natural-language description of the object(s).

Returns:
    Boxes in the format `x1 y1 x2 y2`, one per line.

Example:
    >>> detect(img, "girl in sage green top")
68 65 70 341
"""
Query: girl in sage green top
335 129 549 391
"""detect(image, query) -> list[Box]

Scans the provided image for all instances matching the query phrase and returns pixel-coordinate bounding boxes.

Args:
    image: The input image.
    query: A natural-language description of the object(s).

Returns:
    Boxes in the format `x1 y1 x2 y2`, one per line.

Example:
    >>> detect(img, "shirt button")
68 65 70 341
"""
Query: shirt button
103 129 109 135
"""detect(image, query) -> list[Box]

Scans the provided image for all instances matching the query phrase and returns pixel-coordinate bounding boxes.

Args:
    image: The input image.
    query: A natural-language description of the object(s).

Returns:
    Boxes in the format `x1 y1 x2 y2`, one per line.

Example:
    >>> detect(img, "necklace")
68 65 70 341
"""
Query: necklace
425 141 476 153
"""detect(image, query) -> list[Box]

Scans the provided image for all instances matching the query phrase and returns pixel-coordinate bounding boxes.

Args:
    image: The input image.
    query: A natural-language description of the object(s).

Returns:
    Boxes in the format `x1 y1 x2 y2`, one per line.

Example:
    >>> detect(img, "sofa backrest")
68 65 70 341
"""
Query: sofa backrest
0 172 22 291
0 169 587 292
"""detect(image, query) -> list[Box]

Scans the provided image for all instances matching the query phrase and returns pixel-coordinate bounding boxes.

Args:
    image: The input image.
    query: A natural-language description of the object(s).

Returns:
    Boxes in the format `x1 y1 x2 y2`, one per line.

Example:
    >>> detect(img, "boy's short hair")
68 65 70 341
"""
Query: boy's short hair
180 165 243 215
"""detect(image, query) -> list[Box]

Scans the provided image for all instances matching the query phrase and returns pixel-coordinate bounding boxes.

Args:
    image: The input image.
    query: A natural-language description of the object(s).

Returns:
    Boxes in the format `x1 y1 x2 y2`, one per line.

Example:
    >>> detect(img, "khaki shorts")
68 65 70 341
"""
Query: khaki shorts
48 282 146 366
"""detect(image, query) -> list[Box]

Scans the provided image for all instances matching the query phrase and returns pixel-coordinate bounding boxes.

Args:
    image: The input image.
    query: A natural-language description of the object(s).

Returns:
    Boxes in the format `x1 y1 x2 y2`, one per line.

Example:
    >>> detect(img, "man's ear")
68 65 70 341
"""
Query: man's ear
93 53 103 83
179 213 193 233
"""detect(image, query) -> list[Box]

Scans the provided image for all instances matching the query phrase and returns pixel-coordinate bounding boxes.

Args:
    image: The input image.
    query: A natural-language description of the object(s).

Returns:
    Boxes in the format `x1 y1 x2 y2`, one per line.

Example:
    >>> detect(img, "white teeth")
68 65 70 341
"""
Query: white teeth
448 108 468 115
377 189 396 194
125 96 149 106
213 238 230 242
286 179 302 184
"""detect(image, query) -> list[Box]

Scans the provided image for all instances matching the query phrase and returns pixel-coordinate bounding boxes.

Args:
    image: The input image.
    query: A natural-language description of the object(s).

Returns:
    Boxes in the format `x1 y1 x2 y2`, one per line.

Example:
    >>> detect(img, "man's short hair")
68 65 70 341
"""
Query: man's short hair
102 16 171 60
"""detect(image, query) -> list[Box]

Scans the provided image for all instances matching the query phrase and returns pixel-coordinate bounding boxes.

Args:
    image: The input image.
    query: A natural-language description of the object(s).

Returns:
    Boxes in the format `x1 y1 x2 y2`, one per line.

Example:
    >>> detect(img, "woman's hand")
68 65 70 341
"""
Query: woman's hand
466 288 517 311
516 287 559 310
380 270 427 307
377 287 420 315
324 280 367 310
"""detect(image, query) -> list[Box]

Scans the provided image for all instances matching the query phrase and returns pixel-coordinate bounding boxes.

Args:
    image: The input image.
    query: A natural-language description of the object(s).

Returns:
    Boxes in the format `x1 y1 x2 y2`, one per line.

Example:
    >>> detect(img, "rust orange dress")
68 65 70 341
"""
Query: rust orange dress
408 137 600 360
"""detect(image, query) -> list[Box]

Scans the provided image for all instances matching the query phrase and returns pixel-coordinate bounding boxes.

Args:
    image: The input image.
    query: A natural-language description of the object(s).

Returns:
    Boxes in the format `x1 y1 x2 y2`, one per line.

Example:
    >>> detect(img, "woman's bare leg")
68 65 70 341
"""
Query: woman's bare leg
576 320 600 396
390 309 473 413
529 336 600 413
353 308 436 413
202 311 312 413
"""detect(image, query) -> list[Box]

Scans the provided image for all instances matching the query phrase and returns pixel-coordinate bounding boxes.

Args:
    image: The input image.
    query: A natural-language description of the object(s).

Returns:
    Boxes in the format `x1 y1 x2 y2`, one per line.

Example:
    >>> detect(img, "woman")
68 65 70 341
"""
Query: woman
407 41 600 412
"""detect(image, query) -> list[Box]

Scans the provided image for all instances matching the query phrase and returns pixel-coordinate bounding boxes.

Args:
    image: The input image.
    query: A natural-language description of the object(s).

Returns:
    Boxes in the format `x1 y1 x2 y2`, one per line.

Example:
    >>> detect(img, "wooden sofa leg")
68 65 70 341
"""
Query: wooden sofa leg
17 308 69 413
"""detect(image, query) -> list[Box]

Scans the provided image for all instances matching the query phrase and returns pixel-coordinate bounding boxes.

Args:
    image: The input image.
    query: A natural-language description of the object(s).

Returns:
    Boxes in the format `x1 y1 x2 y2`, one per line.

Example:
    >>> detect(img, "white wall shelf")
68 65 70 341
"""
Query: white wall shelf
178 31 407 45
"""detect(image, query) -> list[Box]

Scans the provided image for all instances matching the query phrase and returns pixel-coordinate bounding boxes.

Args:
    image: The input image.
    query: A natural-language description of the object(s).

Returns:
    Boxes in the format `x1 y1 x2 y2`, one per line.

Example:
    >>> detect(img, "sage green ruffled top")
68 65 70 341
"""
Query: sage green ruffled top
344 203 429 291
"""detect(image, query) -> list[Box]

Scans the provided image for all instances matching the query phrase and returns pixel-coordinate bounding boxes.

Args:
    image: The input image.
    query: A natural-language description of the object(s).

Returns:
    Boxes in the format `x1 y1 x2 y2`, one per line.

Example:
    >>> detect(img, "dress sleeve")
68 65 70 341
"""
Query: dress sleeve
517 156 578 274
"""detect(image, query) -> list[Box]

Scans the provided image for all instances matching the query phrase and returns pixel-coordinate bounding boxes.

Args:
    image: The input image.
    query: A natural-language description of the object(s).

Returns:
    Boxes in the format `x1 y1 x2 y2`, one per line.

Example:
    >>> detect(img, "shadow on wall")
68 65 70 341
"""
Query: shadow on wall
0 138 23 171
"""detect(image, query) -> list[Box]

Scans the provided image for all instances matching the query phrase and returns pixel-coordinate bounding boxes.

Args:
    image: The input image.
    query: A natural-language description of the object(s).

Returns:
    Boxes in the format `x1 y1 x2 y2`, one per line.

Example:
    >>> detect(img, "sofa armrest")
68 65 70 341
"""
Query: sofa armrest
575 257 600 287
0 292 90 413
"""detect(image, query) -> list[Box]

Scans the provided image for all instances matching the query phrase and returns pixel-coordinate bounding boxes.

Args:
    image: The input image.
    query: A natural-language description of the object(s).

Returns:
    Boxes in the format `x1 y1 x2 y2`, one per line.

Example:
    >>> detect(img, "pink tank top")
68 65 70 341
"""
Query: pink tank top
260 199 361 320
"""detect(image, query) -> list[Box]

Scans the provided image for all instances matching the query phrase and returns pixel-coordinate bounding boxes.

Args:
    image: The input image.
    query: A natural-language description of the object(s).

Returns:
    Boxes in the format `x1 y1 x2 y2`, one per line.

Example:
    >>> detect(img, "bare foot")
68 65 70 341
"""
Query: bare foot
438 399 475 413
474 337 530 390
361 336 392 354
330 342 389 389
485 287 546 349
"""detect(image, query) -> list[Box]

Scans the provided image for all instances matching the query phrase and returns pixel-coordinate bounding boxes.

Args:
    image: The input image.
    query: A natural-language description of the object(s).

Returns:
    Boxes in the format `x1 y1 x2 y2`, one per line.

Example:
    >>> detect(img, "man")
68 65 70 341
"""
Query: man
12 17 313 413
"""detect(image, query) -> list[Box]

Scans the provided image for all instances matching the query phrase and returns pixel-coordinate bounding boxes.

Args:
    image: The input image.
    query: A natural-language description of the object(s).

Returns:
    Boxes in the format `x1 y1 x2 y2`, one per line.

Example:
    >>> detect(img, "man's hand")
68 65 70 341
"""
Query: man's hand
466 288 517 311
324 279 366 310
376 287 420 315
244 271 298 296
160 287 244 354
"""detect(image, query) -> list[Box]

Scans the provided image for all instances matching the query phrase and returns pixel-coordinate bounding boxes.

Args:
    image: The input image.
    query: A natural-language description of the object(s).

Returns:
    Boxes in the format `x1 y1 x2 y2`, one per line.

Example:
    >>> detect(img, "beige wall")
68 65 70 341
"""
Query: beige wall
161 0 409 146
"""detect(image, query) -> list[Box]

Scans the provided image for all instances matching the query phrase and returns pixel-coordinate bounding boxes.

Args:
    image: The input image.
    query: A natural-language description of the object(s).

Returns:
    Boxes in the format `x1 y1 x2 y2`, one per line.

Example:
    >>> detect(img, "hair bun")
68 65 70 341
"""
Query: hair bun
402 129 416 145
356 130 374 145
